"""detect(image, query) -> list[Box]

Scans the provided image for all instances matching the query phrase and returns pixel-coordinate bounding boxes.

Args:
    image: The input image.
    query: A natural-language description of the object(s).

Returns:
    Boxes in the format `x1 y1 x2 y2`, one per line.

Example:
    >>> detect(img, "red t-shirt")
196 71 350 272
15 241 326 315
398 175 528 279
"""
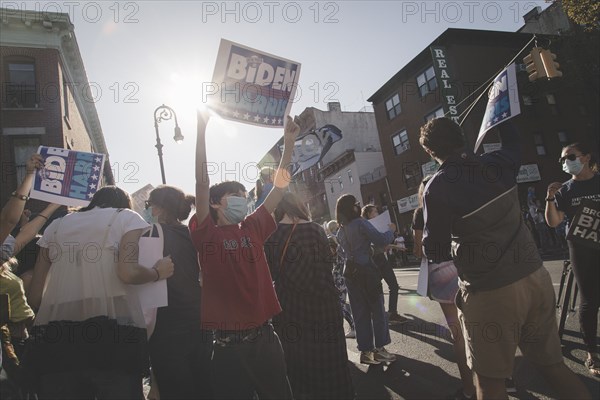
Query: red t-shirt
188 205 281 331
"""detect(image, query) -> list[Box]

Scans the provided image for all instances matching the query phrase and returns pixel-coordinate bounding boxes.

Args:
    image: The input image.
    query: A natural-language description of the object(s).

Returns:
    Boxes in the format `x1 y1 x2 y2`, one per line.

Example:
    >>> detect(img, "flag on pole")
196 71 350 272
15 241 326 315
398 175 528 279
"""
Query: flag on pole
475 63 521 151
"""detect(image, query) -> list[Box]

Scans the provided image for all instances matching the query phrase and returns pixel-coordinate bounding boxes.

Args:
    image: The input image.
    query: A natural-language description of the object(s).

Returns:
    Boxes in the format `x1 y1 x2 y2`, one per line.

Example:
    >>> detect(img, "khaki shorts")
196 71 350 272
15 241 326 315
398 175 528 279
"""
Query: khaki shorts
456 267 564 379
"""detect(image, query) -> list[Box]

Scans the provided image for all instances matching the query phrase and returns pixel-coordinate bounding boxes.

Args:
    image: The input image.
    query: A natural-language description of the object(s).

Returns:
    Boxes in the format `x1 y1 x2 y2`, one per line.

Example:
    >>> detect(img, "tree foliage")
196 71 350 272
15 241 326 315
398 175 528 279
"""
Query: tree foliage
553 0 600 31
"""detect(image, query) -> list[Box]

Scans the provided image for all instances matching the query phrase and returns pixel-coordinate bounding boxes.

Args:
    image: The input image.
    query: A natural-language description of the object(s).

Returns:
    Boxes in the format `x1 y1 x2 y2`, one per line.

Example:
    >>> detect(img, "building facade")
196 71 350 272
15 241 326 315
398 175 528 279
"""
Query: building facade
1 8 113 209
258 103 386 224
368 26 598 229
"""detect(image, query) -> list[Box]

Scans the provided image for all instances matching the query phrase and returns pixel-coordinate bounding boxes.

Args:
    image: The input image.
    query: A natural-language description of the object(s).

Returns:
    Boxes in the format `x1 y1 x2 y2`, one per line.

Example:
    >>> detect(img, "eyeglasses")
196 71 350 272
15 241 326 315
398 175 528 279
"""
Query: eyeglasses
558 154 582 164
144 200 152 209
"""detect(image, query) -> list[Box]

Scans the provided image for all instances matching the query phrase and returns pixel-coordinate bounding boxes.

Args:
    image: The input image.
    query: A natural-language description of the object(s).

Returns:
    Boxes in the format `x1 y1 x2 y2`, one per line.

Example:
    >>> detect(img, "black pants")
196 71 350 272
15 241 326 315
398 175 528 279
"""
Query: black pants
211 323 292 400
373 253 399 314
149 329 213 400
38 369 143 400
569 241 600 354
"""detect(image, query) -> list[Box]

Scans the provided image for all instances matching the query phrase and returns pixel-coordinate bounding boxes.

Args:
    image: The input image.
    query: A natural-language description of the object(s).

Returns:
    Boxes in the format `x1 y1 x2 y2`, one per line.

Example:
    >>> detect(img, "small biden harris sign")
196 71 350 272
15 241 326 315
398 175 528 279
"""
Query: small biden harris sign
209 39 301 128
29 146 106 207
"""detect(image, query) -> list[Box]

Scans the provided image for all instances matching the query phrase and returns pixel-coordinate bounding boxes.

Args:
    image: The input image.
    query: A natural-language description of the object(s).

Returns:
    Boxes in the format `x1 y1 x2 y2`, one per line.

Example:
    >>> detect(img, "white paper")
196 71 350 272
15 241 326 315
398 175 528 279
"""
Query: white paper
133 230 168 310
368 210 392 233
417 257 429 297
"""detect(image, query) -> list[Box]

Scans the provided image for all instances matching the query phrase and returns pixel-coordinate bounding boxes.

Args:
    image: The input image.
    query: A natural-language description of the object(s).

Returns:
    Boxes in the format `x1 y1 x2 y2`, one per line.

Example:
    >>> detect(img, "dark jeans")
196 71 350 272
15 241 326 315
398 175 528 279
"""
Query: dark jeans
346 267 391 352
149 329 213 400
569 241 600 354
211 323 292 400
38 369 143 400
373 253 399 314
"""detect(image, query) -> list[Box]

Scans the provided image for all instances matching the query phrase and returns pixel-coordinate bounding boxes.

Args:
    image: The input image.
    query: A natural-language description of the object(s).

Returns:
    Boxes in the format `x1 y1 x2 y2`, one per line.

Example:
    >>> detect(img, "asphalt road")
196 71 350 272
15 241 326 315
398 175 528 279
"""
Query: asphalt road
344 259 600 399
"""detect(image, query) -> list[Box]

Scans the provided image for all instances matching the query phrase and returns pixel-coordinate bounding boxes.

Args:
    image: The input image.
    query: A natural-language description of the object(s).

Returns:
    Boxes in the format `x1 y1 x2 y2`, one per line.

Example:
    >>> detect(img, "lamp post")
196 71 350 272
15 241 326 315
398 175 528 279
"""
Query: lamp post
153 104 183 184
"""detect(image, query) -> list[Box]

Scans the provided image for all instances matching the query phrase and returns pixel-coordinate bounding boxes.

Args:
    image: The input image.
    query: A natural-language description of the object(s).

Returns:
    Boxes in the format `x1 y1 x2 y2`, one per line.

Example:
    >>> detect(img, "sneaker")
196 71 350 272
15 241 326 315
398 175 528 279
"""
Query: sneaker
373 346 396 363
505 377 517 393
345 329 356 338
388 313 408 324
360 350 381 365
584 356 600 377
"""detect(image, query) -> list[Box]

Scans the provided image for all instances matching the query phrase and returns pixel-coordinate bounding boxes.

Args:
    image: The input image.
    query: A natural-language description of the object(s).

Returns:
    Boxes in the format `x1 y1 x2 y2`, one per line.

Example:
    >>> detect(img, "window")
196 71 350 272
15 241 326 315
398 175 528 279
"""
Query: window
403 162 421 190
392 129 410 156
558 131 569 144
424 107 444 122
13 137 41 183
417 66 437 97
5 59 37 108
338 176 343 190
534 133 546 155
385 93 401 119
347 169 353 184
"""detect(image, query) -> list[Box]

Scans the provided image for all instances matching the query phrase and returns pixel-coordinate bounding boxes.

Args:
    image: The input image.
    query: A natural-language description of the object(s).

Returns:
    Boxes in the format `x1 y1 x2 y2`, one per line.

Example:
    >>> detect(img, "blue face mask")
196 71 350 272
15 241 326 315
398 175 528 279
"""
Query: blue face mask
142 206 158 224
562 158 584 176
224 196 248 224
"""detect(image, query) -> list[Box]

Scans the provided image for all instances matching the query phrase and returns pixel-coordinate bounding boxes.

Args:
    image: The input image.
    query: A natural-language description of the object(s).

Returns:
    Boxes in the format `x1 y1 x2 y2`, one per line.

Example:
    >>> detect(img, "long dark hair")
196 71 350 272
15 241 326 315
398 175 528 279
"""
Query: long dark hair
335 194 360 226
79 186 131 212
274 192 311 223
148 185 195 224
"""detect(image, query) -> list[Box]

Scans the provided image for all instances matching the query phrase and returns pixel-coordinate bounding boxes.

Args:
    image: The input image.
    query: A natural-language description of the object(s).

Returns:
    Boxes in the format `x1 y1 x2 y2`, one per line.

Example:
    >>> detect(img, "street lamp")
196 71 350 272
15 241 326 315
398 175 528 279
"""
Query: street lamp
153 104 183 184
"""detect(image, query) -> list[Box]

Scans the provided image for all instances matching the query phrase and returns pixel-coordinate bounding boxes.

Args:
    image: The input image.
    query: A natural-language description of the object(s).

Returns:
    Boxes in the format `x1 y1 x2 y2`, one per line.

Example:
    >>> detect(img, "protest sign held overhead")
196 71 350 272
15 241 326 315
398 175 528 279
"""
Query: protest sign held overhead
475 63 521 151
29 146 106 207
208 39 301 128
282 124 342 176
567 199 600 250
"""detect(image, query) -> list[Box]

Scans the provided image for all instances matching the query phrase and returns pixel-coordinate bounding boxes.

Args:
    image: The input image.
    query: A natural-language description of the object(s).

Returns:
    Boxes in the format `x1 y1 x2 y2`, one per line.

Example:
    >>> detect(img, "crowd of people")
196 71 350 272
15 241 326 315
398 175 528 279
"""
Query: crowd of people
0 113 598 400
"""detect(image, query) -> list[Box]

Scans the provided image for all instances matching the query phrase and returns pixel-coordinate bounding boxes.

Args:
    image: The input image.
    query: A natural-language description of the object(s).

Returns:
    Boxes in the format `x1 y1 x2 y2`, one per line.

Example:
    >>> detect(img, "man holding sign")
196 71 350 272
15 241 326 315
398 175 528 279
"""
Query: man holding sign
419 116 590 399
546 142 600 377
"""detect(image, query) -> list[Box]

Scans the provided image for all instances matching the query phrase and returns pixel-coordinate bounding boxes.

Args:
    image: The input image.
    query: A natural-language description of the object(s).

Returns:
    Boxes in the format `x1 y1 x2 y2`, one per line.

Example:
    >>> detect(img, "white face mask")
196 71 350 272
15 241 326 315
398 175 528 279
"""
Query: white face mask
223 196 248 224
143 206 158 224
562 158 584 176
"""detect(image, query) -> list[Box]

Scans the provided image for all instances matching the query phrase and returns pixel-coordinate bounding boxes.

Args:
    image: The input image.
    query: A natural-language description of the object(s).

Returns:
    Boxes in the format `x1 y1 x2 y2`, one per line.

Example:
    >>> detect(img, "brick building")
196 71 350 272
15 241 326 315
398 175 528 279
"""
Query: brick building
1 8 113 209
368 27 598 229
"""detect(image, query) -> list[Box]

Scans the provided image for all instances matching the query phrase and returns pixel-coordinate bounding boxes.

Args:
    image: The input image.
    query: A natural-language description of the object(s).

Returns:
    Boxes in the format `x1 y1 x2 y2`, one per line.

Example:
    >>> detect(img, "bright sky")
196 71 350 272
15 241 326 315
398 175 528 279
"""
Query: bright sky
20 0 549 196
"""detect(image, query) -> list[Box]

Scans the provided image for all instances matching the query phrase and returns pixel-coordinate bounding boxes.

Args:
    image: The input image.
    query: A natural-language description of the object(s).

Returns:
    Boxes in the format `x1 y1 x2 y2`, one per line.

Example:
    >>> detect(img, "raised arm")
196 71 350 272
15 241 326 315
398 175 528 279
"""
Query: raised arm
1 154 43 244
12 204 61 256
194 109 211 225
262 116 300 213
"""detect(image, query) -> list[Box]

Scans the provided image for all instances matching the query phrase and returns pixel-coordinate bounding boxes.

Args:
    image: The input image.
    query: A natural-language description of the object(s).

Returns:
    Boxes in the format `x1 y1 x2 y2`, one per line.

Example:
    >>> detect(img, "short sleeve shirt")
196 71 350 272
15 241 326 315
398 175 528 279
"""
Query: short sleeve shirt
554 174 600 223
189 206 281 331
37 207 149 251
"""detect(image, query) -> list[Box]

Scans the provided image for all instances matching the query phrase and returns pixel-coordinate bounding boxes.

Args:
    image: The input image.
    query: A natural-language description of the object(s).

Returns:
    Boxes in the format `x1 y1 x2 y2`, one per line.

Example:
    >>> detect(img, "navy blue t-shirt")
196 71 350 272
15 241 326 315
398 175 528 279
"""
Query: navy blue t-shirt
555 174 600 223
